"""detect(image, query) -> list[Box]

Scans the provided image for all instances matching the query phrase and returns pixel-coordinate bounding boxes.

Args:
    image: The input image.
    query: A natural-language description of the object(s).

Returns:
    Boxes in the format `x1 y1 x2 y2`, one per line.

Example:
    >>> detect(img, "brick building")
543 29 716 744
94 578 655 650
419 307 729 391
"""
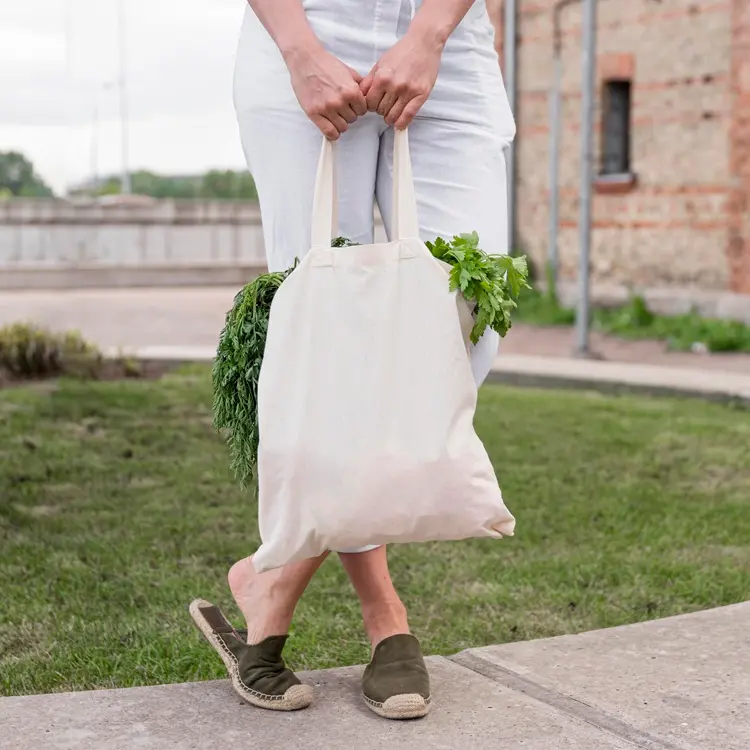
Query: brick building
487 0 750 317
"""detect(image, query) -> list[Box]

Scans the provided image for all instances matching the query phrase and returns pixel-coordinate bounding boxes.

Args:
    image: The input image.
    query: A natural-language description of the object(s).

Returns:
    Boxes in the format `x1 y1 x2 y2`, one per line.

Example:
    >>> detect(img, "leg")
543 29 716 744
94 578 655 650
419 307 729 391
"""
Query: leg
232 108 382 638
338 546 409 650
342 547 430 720
227 554 327 644
236 107 382 271
233 60 383 643
227 8 420 716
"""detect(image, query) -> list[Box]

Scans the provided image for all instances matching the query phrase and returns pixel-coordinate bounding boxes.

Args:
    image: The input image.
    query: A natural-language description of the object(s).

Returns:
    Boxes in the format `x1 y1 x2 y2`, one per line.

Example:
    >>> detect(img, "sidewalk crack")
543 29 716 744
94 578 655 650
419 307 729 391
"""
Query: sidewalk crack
448 651 687 750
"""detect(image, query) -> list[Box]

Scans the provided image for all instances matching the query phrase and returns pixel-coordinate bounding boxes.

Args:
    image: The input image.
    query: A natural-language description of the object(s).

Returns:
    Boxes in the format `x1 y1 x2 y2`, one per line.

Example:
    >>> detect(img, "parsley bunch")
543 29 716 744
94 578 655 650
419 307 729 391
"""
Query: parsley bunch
213 233 530 488
426 232 530 344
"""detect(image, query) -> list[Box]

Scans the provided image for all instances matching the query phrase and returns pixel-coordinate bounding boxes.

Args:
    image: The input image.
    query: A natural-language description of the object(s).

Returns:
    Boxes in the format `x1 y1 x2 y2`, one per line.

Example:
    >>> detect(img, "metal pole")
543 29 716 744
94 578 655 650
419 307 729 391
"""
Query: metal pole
91 96 100 194
91 82 115 195
547 54 562 295
64 0 74 76
503 0 518 254
64 0 75 197
575 0 597 356
117 0 132 194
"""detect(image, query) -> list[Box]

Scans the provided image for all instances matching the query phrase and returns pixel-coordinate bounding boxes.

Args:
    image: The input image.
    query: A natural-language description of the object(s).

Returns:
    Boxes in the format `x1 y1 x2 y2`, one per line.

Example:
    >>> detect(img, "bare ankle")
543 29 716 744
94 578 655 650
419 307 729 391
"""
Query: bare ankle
227 554 326 644
227 557 296 644
362 599 410 649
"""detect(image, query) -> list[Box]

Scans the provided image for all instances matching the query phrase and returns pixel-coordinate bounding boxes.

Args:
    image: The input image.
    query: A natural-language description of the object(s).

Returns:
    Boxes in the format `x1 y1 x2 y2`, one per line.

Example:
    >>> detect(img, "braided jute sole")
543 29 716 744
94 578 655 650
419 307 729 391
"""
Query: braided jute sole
189 598 313 711
362 691 432 720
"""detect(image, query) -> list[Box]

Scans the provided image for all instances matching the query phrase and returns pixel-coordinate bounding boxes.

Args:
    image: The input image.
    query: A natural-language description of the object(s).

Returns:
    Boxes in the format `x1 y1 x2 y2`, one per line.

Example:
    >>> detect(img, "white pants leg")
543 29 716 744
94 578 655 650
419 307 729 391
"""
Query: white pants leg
234 0 515 552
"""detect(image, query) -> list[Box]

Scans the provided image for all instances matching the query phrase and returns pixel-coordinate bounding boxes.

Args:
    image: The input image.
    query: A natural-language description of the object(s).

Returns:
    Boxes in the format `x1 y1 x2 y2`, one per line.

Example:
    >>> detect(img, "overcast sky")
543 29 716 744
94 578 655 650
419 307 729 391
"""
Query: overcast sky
0 0 249 192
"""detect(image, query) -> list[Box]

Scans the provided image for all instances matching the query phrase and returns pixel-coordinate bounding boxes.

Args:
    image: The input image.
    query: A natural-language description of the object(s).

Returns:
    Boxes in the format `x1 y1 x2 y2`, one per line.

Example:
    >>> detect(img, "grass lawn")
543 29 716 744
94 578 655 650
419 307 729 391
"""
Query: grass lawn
2 366 749 696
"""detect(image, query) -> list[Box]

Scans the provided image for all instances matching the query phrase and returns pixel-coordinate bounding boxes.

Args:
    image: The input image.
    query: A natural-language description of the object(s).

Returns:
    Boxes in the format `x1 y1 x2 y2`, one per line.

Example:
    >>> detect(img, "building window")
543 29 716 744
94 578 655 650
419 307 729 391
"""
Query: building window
601 80 631 175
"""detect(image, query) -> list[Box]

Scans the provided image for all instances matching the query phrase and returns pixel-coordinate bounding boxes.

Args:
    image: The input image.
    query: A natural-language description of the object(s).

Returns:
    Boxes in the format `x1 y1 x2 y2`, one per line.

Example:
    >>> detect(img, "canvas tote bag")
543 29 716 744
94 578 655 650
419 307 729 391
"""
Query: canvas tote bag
253 129 515 573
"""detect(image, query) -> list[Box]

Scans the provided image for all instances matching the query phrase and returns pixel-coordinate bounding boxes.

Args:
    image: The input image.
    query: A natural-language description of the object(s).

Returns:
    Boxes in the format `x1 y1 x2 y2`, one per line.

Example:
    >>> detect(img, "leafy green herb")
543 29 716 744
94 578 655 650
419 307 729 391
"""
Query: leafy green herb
426 231 530 343
331 236 360 247
213 233 530 488
212 263 296 488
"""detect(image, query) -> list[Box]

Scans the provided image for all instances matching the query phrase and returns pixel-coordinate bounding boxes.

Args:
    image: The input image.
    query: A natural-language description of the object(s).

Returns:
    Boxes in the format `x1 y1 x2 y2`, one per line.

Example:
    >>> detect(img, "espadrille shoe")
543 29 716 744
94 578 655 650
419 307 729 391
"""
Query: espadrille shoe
361 634 431 719
189 598 313 711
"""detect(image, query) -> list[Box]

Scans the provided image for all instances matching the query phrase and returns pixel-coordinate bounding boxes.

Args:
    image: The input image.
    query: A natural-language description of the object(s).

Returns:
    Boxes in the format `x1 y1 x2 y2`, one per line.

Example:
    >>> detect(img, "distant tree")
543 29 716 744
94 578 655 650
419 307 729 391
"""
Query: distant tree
130 171 200 199
0 151 54 197
96 177 123 196
73 168 257 201
200 170 258 200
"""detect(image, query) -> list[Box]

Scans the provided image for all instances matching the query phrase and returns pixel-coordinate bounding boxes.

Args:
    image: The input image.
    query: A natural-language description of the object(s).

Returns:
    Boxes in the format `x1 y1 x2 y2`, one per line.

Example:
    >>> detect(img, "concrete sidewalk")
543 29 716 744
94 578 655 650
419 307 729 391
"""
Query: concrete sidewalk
3 287 750 375
2 604 748 750
119 344 750 404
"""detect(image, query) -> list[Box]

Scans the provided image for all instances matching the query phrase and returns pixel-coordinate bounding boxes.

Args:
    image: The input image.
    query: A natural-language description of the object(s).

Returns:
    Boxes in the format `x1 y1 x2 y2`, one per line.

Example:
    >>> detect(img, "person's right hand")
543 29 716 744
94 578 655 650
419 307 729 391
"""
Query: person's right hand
285 43 367 140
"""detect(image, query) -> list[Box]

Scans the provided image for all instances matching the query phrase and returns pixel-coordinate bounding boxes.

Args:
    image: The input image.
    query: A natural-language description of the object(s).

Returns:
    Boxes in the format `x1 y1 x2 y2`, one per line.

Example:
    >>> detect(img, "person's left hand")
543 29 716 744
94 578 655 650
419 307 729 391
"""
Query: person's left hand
360 31 443 129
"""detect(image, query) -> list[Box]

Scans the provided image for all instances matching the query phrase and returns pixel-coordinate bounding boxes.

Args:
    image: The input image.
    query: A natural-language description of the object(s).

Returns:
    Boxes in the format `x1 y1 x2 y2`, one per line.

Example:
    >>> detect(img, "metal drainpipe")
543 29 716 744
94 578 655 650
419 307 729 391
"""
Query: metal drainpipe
503 0 518 254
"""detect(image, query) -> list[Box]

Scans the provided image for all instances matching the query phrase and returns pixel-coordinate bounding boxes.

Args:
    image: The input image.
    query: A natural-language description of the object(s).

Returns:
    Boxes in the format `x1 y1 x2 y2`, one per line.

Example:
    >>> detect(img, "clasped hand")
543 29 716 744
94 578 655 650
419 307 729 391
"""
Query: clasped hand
289 31 442 140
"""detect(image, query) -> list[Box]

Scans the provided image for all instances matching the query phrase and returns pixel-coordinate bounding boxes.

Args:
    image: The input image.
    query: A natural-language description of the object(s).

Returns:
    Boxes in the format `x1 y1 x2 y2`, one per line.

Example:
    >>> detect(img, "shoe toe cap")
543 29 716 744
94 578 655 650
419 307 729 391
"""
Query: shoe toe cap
282 683 314 710
380 693 431 719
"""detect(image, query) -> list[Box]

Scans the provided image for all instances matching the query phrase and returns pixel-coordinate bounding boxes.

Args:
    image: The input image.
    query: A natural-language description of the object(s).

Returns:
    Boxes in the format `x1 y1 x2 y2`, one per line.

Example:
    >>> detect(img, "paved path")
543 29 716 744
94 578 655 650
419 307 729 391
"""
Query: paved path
4 287 750 402
2 287 750 374
2 604 748 749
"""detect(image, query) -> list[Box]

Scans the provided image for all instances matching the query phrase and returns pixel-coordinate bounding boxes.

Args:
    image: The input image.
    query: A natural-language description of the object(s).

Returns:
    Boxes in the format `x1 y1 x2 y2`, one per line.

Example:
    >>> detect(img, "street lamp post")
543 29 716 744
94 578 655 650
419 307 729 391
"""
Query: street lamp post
90 82 115 195
116 0 132 195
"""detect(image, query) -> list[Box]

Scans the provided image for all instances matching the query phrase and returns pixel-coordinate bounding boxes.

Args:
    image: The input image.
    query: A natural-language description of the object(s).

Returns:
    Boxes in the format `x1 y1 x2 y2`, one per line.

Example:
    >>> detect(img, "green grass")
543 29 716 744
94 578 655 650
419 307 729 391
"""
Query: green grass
517 291 750 353
2 367 749 696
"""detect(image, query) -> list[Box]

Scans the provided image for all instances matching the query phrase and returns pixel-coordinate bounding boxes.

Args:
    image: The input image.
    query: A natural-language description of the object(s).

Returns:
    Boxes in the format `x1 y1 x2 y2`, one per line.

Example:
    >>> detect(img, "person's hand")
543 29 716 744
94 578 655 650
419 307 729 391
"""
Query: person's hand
285 42 368 140
360 30 443 129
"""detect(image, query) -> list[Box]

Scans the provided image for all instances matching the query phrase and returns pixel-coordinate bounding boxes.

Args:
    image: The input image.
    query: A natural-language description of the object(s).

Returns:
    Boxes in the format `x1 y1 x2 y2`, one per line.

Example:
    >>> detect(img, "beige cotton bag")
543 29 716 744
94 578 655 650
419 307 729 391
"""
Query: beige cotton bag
252 129 515 573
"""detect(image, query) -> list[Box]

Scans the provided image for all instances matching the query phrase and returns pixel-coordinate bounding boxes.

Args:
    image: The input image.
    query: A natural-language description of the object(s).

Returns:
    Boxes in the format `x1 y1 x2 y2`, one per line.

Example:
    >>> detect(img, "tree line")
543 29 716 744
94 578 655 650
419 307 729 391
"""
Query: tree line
0 151 258 201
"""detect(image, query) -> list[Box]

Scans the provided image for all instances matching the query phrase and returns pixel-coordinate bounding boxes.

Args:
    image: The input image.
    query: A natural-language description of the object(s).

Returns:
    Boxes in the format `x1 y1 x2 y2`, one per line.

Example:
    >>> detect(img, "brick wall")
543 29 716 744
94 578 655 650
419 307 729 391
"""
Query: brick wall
489 0 736 292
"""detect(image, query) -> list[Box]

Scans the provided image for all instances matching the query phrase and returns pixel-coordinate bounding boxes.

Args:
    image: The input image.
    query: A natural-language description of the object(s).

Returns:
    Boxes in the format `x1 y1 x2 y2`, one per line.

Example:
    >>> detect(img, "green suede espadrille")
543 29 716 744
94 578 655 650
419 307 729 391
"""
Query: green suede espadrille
189 598 313 711
362 634 431 719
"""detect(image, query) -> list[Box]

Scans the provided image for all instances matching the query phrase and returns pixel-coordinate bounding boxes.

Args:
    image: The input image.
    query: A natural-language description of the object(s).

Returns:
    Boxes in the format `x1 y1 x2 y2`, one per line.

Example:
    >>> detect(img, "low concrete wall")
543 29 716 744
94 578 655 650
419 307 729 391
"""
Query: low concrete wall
0 198 391 289
0 199 266 274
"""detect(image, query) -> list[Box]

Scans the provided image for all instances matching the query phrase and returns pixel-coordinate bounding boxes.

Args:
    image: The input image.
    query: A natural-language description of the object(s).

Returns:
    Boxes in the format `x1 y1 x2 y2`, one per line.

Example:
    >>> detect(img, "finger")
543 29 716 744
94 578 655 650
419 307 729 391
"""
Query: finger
394 96 426 130
348 66 363 84
366 79 387 112
345 85 368 117
377 90 398 118
311 114 340 141
329 112 350 135
359 71 374 96
350 94 368 117
384 95 409 127
340 103 358 124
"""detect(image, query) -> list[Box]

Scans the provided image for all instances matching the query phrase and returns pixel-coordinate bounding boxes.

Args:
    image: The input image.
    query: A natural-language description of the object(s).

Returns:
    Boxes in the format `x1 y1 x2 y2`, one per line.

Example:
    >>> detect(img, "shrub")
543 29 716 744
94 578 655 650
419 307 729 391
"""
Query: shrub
0 323 102 380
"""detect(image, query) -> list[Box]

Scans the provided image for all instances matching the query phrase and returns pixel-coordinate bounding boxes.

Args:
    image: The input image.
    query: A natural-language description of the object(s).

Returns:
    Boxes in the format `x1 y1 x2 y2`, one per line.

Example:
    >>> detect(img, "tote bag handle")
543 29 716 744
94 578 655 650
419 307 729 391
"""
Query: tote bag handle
310 128 420 248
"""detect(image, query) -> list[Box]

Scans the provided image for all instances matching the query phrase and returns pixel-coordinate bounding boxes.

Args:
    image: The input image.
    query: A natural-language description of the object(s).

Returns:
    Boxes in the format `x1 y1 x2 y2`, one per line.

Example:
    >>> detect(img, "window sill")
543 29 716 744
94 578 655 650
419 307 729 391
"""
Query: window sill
595 173 638 195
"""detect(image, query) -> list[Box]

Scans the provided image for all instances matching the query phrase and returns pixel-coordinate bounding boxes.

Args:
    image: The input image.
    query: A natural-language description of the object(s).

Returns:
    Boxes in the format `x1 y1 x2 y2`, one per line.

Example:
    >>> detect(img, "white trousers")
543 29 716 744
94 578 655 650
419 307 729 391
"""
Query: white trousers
234 0 516 552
